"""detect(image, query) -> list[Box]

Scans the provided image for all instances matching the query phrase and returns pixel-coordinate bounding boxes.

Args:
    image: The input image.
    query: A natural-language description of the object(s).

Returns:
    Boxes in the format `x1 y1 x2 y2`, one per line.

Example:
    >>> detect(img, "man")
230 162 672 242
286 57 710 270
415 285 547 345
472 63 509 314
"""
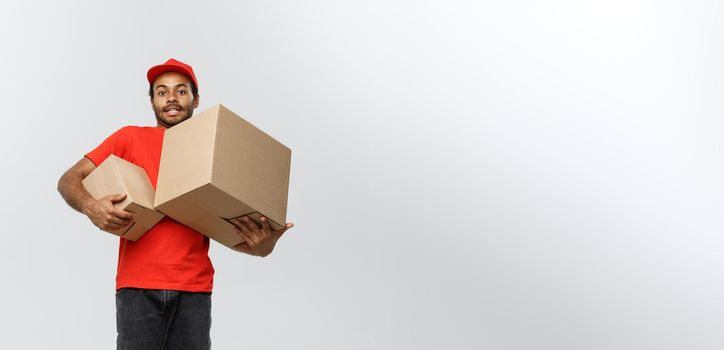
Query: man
57 58 294 350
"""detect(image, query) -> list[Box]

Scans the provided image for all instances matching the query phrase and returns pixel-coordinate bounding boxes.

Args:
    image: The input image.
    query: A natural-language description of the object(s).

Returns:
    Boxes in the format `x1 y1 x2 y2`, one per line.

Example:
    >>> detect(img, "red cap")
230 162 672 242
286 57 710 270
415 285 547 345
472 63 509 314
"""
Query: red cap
147 58 198 90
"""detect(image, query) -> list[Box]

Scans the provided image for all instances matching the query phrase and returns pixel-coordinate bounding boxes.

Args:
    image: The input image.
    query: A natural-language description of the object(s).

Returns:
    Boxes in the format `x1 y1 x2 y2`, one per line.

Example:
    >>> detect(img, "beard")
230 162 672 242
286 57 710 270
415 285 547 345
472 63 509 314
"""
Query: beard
154 103 195 128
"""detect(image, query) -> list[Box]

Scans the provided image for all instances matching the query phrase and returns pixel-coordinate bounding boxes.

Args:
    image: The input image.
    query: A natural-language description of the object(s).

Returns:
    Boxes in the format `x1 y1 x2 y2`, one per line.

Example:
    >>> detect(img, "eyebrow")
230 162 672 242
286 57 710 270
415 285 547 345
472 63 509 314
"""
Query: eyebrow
155 84 189 90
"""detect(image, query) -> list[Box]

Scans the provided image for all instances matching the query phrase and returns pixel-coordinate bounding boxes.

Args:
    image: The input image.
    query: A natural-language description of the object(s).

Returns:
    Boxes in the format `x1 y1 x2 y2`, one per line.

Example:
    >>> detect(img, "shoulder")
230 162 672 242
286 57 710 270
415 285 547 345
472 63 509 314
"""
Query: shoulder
98 126 148 148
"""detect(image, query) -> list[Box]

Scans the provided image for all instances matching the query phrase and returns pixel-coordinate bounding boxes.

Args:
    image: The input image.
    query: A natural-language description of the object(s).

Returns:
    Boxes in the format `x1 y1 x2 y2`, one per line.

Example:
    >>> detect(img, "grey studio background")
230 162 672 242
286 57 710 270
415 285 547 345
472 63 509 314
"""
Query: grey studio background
1 1 723 349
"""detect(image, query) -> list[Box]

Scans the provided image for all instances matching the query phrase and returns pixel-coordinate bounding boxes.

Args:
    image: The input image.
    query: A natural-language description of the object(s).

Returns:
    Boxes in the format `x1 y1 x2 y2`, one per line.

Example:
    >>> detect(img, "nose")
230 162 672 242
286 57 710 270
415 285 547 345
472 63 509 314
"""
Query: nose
167 93 177 102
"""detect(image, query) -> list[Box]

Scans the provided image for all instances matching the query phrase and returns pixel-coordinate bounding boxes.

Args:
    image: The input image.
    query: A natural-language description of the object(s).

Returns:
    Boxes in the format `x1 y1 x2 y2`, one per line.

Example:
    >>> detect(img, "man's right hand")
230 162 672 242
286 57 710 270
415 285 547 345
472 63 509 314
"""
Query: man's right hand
82 194 134 232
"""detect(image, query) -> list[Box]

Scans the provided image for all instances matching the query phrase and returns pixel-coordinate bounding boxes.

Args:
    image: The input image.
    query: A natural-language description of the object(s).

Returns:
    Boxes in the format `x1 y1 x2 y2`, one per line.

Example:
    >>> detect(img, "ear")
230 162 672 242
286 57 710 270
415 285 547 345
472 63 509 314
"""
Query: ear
193 94 200 109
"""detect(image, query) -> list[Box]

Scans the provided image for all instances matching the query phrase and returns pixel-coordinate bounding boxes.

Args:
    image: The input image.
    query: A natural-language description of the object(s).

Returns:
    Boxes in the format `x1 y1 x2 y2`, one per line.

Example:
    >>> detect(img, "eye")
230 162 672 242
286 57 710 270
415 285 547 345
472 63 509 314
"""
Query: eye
158 91 167 96
178 90 186 95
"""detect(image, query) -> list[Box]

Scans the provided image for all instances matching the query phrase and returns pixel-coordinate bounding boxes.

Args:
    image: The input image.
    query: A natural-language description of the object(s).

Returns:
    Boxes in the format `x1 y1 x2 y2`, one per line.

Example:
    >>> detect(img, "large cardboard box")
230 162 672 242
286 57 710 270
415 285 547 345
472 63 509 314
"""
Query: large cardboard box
154 104 291 248
82 155 165 240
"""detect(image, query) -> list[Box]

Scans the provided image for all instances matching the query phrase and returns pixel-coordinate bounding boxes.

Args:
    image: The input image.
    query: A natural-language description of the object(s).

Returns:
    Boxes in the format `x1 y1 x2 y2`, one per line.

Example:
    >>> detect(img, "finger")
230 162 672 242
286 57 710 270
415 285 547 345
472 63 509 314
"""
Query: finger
242 216 261 231
107 193 127 203
233 226 246 238
232 220 252 236
106 215 133 226
230 218 244 230
110 208 134 220
104 223 122 231
107 217 130 226
230 218 241 229
232 224 245 238
241 218 262 240
232 218 252 232
248 218 270 241
237 231 259 255
235 228 255 245
260 217 271 232
105 211 132 225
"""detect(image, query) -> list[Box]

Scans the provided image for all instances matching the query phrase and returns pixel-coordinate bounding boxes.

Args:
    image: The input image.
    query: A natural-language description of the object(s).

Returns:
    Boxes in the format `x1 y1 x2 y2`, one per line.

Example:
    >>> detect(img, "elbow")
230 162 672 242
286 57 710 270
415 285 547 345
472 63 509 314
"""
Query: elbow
56 173 66 195
57 170 76 198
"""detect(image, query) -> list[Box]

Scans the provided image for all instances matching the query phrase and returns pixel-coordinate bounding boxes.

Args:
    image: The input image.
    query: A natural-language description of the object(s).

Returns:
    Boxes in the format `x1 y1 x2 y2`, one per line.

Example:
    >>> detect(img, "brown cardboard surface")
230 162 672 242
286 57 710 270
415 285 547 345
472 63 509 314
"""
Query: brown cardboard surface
155 104 291 248
82 155 164 240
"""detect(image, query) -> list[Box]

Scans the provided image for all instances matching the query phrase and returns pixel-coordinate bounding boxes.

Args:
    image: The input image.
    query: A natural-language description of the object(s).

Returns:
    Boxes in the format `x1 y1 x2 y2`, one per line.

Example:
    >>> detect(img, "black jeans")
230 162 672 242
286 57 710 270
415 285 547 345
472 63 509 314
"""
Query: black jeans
116 288 212 350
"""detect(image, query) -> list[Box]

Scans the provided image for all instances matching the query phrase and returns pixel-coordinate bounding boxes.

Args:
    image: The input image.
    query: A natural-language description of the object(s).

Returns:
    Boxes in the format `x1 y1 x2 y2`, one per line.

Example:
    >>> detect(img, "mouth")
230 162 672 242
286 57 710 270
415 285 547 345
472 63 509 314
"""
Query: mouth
163 105 183 117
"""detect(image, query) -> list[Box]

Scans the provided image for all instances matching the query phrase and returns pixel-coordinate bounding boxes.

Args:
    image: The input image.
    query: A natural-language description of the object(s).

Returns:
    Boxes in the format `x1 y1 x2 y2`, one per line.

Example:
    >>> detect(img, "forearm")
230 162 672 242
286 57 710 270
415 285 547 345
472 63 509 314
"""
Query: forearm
57 171 93 214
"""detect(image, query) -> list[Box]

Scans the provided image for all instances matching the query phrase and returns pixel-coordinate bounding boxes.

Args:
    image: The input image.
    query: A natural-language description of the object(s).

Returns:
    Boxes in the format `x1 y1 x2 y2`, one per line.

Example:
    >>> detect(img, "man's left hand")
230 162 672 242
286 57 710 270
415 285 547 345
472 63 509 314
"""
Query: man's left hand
230 216 293 257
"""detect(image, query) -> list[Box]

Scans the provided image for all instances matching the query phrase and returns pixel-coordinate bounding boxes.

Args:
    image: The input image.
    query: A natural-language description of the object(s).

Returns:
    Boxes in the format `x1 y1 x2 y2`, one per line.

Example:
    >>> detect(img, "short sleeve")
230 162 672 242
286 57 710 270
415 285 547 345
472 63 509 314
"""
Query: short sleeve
85 127 130 166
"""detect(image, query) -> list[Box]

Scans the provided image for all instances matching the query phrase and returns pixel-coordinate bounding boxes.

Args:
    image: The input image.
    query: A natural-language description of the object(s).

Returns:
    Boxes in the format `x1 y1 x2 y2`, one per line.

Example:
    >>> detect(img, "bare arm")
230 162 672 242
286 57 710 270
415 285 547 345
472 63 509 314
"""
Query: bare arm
58 157 134 231
57 157 97 214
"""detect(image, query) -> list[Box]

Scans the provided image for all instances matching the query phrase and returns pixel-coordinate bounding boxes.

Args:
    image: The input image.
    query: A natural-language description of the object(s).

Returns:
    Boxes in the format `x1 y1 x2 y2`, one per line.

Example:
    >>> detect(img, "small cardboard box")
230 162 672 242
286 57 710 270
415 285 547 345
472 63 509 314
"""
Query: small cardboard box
154 104 291 248
82 155 165 240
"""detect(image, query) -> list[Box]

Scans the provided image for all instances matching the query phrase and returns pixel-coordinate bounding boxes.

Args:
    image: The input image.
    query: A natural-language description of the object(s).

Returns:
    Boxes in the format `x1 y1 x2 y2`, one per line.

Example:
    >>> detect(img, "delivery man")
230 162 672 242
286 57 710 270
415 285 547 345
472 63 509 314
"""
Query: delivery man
57 58 294 350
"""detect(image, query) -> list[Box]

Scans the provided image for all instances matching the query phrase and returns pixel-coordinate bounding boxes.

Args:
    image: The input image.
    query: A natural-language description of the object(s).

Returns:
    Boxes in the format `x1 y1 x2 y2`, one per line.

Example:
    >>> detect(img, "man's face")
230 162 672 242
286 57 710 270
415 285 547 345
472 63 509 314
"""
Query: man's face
151 71 199 128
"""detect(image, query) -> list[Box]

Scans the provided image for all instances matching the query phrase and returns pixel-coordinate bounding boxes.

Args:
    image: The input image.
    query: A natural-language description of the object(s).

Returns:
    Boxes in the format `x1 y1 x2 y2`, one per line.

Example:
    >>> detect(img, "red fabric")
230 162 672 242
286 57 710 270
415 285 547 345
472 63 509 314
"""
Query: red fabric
86 126 214 292
147 58 199 89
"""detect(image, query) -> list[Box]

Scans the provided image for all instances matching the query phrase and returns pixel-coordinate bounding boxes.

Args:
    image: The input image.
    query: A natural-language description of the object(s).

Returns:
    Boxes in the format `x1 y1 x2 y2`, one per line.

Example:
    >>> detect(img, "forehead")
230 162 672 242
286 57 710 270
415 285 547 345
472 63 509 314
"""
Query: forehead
153 71 191 88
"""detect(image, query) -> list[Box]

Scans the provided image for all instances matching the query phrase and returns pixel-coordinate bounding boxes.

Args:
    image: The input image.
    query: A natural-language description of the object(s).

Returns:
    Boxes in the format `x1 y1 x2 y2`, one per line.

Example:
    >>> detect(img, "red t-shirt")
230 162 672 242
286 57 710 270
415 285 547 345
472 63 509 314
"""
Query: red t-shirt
86 126 215 292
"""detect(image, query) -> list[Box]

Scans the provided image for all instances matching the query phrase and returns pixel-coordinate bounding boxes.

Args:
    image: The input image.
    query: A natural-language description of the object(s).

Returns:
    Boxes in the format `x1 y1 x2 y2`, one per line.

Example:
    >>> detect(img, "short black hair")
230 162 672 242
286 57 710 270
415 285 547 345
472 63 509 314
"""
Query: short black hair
149 80 198 98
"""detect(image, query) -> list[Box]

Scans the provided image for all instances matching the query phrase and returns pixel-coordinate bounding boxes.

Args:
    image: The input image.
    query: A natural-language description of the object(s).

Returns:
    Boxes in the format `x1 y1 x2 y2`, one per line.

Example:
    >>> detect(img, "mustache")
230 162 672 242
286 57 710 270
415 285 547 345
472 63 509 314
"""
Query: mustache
163 104 183 111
